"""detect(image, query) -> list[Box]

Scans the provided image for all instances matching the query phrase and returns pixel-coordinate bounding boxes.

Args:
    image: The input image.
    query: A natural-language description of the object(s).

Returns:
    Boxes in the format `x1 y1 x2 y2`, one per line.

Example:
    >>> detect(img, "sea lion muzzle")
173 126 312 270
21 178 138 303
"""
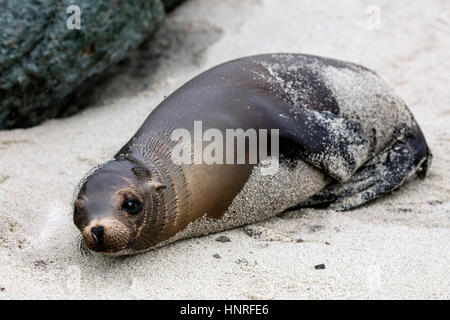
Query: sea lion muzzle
80 217 135 253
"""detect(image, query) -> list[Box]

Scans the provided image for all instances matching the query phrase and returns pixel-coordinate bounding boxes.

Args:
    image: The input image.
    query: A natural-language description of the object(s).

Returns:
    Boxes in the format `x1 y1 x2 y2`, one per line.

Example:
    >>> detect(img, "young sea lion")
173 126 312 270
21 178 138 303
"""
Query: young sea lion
73 54 431 255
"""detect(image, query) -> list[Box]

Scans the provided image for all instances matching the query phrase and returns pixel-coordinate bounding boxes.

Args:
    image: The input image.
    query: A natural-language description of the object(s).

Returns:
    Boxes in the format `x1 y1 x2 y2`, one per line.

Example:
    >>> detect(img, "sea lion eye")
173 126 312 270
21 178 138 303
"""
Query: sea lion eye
122 198 142 215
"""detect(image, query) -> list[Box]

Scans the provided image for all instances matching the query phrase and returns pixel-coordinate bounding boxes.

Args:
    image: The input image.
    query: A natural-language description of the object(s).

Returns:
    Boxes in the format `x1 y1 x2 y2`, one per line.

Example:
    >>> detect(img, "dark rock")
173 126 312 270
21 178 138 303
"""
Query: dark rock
212 253 221 259
314 264 326 270
0 0 188 129
215 235 231 243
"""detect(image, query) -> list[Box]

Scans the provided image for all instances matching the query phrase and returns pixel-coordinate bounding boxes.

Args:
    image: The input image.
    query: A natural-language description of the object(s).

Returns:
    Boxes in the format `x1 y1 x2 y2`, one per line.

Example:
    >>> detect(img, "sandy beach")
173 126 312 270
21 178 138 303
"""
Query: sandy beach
0 0 448 299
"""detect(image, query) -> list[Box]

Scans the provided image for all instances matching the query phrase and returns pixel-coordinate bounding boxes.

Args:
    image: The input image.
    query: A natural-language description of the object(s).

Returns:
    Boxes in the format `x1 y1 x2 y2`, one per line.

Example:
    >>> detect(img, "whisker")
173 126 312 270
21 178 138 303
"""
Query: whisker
76 234 92 257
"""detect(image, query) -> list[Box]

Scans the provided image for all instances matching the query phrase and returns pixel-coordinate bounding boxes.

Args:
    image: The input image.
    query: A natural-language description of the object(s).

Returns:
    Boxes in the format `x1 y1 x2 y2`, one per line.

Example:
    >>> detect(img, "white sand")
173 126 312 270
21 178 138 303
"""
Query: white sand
0 0 449 299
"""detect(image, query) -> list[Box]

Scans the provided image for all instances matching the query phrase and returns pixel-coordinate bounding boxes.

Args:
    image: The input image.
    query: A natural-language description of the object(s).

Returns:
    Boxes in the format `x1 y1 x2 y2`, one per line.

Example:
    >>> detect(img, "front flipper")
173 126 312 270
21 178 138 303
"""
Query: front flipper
298 126 432 211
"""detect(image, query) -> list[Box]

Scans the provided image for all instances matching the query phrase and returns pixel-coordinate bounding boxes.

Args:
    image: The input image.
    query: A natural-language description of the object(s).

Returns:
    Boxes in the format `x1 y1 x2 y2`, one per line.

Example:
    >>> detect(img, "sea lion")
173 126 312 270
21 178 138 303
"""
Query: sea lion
73 53 431 255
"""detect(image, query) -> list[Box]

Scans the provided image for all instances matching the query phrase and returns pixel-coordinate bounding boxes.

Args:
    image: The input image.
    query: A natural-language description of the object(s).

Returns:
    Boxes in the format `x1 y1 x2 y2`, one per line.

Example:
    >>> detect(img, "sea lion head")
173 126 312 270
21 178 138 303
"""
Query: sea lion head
73 158 166 255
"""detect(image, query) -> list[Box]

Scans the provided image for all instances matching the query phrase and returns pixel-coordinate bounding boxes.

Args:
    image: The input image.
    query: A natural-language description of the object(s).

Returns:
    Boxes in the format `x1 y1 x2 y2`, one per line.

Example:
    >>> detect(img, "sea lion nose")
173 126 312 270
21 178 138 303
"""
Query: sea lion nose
91 225 104 243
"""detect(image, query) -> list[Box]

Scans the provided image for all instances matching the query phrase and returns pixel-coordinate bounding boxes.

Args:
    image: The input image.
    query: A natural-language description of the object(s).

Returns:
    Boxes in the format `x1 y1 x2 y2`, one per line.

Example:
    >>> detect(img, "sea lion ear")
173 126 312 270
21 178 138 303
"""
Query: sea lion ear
131 165 166 191
143 180 166 192
149 181 166 191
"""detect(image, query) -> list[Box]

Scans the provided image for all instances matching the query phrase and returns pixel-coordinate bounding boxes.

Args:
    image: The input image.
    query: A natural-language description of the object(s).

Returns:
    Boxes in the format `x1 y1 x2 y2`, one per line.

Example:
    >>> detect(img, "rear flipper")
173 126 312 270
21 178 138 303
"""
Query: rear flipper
298 126 432 211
